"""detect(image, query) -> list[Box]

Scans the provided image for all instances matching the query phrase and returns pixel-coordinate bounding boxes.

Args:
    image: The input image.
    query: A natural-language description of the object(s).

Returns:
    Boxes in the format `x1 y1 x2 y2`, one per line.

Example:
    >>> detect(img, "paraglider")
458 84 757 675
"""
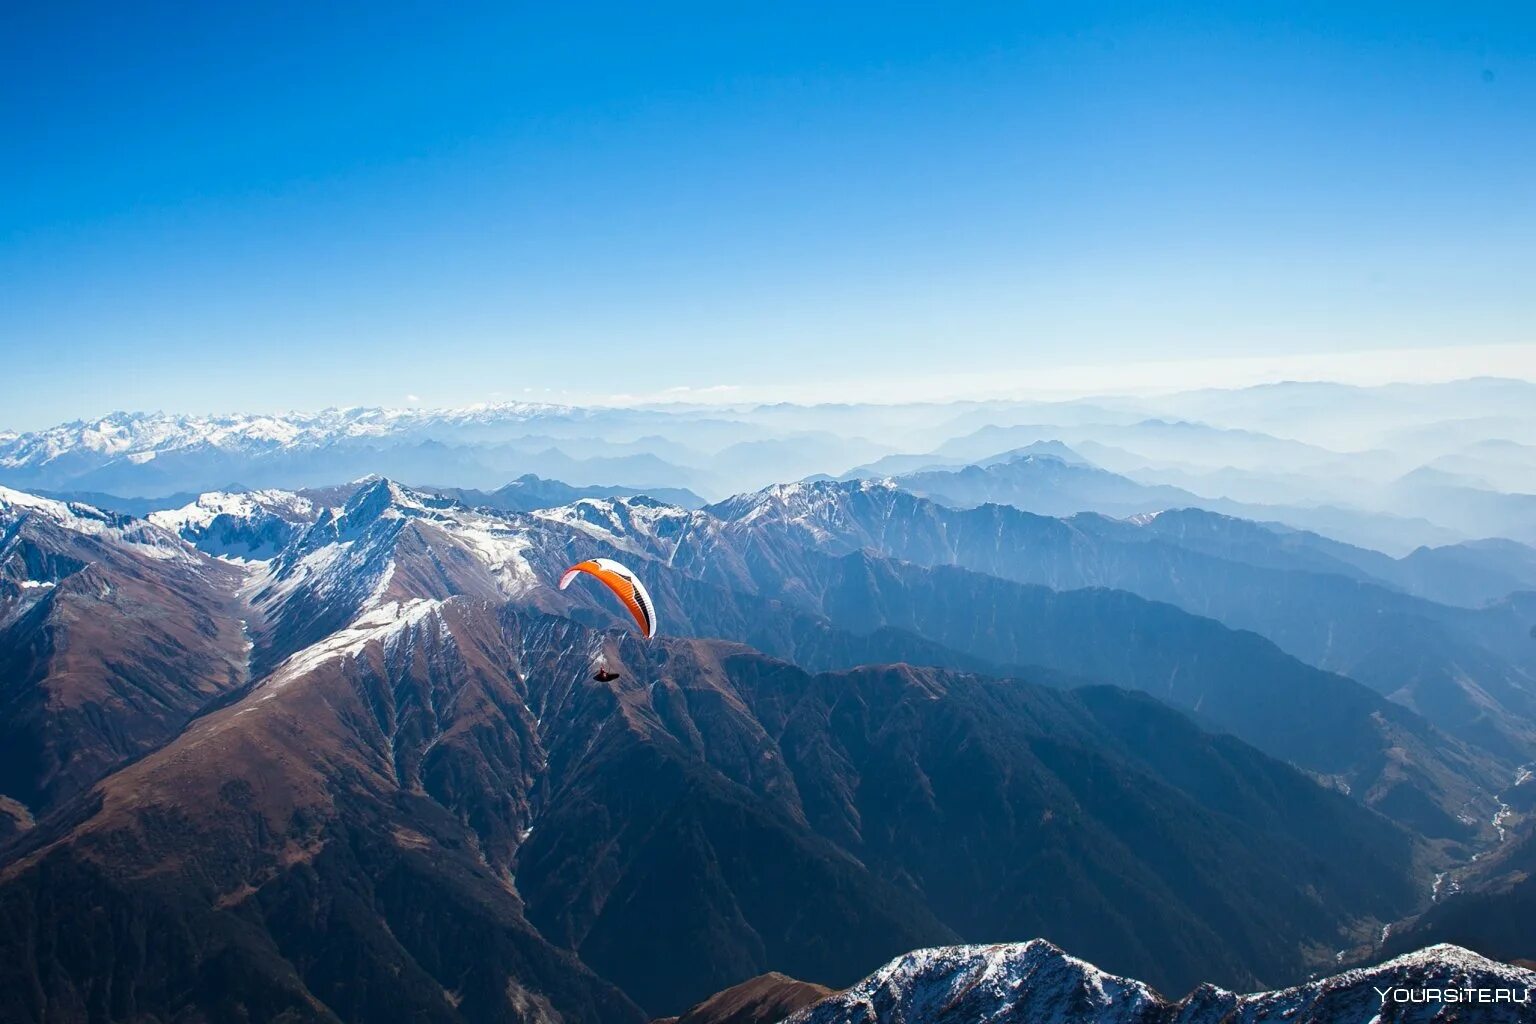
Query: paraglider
557 558 657 680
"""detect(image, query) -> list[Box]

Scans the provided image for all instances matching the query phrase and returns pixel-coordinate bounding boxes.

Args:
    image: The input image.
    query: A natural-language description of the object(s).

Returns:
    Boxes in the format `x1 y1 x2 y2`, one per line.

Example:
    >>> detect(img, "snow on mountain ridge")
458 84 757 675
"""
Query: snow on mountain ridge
148 489 322 563
709 477 898 527
787 940 1536 1024
149 490 318 532
532 494 703 559
787 940 1159 1024
258 597 447 695
0 404 583 469
253 479 545 632
0 484 112 527
143 481 568 596
0 484 195 564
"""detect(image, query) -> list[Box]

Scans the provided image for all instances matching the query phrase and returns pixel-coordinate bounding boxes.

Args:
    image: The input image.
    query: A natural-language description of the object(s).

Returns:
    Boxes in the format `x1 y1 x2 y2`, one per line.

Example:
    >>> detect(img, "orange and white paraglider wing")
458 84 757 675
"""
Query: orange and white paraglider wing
557 558 657 638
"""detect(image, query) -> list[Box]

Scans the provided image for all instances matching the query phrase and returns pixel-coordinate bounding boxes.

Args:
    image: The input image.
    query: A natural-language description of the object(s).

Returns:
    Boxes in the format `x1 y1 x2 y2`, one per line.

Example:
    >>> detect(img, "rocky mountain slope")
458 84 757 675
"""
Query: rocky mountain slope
0 486 250 831
162 480 1515 842
131 479 1517 842
785 940 1535 1024
0 481 1479 1022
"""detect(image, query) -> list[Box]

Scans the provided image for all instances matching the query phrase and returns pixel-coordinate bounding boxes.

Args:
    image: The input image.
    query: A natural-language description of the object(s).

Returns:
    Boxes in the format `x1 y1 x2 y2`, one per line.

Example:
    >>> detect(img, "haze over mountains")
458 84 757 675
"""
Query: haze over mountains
2 379 1534 1023
5 378 1536 553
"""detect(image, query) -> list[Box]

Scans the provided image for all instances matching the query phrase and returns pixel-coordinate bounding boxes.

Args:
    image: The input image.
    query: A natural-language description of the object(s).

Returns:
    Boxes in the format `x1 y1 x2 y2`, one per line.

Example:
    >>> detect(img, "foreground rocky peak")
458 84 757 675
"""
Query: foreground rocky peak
785 940 1155 1024
786 939 1536 1024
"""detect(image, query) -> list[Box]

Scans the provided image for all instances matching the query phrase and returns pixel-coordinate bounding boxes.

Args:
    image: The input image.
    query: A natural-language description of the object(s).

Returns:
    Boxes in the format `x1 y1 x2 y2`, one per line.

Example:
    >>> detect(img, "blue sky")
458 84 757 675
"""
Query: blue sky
3 2 1533 428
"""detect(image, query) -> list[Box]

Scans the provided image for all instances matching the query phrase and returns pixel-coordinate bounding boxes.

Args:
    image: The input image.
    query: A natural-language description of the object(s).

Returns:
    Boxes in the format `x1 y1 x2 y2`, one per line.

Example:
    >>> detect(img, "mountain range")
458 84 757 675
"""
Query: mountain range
2 466 1533 1022
782 940 1535 1024
0 408 888 499
6 388 1535 556
121 476 1536 842
690 478 1536 772
882 449 1466 554
144 480 1521 840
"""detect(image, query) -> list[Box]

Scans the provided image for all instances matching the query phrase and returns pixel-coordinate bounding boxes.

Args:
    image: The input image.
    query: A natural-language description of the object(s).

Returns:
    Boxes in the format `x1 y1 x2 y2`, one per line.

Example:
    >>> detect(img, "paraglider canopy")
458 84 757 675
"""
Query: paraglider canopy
558 557 658 639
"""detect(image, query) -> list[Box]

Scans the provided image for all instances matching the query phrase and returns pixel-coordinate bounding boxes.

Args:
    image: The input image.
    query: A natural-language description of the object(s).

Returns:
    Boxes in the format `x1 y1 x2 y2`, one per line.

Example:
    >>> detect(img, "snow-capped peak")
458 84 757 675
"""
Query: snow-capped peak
340 477 456 522
149 489 317 533
252 480 543 639
0 404 581 472
0 484 113 529
787 940 1158 1024
0 484 193 563
787 939 1536 1024
148 489 320 563
711 477 896 525
533 495 699 557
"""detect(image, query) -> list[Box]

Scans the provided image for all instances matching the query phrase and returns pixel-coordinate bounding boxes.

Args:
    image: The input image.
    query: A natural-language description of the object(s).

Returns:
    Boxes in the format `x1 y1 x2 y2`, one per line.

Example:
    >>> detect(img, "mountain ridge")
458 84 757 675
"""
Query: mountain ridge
1 476 1525 1021
783 939 1535 1024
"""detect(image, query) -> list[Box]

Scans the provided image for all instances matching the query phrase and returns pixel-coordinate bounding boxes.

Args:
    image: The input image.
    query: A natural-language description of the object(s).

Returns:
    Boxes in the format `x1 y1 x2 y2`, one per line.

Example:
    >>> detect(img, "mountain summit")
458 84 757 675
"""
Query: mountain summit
787 941 1535 1024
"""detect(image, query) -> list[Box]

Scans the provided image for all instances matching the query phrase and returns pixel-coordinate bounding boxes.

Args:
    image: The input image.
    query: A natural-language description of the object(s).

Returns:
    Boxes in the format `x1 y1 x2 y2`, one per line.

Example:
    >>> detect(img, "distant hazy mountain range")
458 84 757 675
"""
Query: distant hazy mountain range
0 406 889 499
863 447 1464 553
4 380 1536 553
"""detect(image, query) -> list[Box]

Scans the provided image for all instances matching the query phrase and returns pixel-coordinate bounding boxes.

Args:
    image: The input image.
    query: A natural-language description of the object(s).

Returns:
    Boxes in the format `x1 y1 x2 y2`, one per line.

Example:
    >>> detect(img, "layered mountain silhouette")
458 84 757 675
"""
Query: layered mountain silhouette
0 479 1500 1022
691 479 1536 770
125 478 1530 836
189 479 1518 841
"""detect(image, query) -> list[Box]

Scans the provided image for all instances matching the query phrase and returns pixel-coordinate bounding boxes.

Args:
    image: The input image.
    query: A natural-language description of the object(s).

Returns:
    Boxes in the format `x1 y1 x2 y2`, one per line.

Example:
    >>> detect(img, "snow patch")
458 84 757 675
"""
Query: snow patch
260 599 443 696
452 523 538 593
0 485 196 563
149 489 315 533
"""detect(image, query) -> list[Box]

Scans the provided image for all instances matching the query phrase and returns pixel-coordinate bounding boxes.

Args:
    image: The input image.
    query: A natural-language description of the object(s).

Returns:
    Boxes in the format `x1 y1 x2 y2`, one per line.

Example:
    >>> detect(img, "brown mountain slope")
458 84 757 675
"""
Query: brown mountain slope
0 484 1454 1021
0 492 249 832
0 591 1433 1021
0 597 642 1024
657 972 835 1024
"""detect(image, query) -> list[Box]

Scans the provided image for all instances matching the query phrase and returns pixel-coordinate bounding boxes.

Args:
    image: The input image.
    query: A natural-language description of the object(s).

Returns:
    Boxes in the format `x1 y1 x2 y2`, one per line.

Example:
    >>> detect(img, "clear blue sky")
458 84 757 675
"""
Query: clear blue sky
3 2 1533 428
